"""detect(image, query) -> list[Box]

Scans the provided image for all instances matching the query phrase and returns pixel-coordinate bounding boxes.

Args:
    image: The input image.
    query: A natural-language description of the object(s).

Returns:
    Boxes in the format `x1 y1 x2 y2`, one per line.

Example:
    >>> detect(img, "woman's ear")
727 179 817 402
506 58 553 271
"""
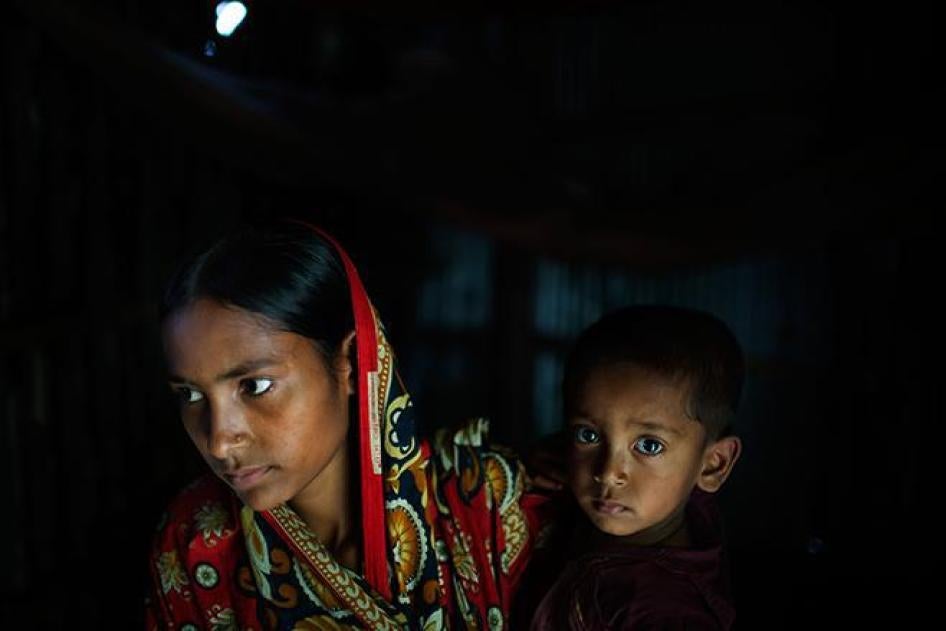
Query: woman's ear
696 435 742 493
334 330 357 396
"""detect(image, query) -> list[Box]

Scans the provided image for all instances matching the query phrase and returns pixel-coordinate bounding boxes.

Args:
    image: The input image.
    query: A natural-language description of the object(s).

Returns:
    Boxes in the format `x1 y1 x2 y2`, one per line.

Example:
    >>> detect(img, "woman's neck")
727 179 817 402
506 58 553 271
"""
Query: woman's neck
288 438 361 570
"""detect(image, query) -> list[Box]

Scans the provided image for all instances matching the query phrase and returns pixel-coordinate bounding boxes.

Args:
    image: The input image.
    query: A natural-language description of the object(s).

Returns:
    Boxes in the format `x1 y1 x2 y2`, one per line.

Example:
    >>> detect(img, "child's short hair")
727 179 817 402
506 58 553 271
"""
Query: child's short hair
563 305 745 440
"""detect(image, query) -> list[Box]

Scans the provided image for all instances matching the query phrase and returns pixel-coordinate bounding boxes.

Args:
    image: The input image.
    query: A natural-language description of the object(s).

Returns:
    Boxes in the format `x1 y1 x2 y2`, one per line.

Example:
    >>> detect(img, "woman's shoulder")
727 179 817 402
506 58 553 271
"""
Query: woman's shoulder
151 473 242 555
146 477 256 625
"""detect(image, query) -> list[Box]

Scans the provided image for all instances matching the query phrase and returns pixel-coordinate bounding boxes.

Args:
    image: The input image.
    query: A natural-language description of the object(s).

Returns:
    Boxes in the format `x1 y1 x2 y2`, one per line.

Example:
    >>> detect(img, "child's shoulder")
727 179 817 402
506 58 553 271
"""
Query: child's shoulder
595 549 733 630
619 558 716 613
541 552 729 630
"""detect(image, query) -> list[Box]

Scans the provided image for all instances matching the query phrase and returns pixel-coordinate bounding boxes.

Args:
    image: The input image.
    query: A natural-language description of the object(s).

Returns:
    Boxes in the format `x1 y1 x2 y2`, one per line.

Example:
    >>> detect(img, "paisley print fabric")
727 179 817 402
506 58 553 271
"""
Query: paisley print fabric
145 226 547 629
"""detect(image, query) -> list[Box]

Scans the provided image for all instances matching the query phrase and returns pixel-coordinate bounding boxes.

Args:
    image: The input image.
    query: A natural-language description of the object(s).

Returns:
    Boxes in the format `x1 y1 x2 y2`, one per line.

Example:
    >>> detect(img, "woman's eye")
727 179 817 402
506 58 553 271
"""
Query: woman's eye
633 437 665 456
177 388 204 405
242 378 274 397
573 426 600 445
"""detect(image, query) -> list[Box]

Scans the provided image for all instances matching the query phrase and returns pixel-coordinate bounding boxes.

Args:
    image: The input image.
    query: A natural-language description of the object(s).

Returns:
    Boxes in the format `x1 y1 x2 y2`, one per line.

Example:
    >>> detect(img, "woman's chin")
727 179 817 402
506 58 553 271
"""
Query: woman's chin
227 483 281 513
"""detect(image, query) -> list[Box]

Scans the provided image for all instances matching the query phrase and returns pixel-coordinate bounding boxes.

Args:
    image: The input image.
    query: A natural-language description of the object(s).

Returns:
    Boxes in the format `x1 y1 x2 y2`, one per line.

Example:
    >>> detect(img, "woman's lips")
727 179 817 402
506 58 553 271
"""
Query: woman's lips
592 499 628 515
224 466 272 490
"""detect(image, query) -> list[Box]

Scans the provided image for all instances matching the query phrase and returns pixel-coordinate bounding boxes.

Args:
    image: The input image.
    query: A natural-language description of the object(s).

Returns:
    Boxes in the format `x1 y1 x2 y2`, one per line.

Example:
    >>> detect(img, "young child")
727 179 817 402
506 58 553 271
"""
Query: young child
522 305 743 630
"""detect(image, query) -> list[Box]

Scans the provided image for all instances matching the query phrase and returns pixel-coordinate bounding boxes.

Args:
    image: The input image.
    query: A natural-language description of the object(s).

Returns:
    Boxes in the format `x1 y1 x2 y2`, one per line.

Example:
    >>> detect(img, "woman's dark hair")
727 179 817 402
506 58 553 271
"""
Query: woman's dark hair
160 222 353 366
562 305 745 440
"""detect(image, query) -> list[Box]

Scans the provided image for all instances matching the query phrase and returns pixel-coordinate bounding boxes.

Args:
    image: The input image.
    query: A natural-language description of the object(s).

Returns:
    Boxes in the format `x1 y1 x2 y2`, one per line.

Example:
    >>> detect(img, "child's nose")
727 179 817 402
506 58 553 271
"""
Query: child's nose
593 471 628 486
592 451 629 486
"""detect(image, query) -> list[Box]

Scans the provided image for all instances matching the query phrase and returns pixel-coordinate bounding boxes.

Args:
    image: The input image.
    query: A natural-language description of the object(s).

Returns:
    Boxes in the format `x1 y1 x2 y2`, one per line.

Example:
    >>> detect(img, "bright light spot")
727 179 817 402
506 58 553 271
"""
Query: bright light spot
215 2 247 38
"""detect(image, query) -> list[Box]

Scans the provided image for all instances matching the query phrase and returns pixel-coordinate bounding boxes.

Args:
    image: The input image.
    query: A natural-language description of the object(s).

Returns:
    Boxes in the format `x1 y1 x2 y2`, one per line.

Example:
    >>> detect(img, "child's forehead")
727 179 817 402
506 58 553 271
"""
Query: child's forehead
577 361 690 406
570 362 697 431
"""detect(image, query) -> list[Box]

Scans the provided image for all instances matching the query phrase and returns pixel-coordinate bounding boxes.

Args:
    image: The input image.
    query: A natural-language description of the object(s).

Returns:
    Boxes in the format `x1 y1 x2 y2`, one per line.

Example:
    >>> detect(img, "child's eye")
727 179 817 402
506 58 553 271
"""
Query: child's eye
573 426 601 445
176 387 204 405
633 437 665 456
242 378 274 397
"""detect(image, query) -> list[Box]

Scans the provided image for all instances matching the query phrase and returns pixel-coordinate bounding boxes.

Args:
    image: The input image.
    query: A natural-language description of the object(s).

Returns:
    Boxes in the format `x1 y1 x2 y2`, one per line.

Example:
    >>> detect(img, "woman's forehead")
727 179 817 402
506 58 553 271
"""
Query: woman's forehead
162 299 297 372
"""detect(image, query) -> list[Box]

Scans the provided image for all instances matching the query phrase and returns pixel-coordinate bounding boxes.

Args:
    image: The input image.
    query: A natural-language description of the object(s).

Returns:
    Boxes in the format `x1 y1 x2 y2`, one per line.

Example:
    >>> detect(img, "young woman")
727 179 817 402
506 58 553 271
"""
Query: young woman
145 221 547 629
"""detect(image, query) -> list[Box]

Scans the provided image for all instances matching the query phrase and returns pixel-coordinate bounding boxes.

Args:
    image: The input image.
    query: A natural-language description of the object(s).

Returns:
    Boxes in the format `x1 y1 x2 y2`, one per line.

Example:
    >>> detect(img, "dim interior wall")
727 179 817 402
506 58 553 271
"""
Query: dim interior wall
2 5 939 629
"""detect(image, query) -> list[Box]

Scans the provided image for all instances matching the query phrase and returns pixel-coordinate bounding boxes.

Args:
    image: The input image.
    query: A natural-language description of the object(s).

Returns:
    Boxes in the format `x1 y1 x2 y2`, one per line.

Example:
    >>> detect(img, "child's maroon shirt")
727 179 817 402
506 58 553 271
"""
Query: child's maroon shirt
522 489 735 630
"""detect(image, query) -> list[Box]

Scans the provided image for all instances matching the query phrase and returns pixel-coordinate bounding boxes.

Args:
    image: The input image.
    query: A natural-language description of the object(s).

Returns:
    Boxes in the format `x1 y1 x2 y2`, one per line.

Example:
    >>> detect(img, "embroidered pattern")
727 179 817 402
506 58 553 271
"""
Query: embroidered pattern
194 501 232 547
269 504 403 631
157 550 189 595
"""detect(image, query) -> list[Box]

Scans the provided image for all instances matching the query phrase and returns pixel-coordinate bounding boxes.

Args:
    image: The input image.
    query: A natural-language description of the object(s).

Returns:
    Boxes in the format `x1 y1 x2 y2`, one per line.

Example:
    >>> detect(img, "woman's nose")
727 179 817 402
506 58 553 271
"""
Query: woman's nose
204 403 249 461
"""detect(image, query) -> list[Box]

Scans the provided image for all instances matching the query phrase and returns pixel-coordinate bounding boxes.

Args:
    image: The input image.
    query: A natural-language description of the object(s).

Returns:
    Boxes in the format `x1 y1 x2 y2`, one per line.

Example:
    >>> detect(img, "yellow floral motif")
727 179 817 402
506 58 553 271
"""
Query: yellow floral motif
385 448 427 504
386 498 427 593
484 457 509 511
383 393 416 460
194 502 231 546
156 550 189 595
498 457 530 573
449 527 479 590
500 508 529 574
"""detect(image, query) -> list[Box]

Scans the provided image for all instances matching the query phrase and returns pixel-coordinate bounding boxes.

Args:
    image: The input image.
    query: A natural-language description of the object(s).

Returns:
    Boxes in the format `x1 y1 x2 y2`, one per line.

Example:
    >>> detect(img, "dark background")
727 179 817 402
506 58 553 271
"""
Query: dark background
1 0 939 627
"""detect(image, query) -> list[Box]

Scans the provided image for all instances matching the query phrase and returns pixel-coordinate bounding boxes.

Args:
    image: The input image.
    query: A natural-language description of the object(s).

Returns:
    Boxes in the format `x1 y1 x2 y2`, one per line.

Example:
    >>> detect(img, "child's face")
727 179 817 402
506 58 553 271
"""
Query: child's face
567 362 709 542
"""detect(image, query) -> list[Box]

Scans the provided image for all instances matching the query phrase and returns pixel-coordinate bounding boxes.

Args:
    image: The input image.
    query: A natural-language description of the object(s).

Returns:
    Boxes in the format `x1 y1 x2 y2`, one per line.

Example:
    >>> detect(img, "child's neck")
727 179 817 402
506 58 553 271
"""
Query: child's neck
629 509 691 547
655 515 691 547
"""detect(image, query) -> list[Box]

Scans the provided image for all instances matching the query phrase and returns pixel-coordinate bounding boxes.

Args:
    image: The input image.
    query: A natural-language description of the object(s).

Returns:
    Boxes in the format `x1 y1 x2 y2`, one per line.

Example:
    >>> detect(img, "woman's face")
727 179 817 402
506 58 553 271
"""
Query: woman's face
162 298 353 512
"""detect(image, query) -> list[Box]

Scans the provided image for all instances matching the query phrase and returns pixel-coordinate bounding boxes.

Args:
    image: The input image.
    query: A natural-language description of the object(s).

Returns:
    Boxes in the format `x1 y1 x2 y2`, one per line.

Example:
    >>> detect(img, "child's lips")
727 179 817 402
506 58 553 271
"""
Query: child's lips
592 499 628 515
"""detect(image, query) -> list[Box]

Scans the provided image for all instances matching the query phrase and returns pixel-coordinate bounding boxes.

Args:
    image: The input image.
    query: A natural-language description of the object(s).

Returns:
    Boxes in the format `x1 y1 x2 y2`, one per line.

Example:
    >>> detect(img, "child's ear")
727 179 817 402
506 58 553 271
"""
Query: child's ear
696 435 742 493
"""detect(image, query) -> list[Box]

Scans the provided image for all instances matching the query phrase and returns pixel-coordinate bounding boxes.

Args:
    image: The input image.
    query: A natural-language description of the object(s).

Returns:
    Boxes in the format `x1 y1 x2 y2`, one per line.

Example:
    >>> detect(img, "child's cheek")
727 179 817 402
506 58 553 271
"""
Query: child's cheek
567 448 594 491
